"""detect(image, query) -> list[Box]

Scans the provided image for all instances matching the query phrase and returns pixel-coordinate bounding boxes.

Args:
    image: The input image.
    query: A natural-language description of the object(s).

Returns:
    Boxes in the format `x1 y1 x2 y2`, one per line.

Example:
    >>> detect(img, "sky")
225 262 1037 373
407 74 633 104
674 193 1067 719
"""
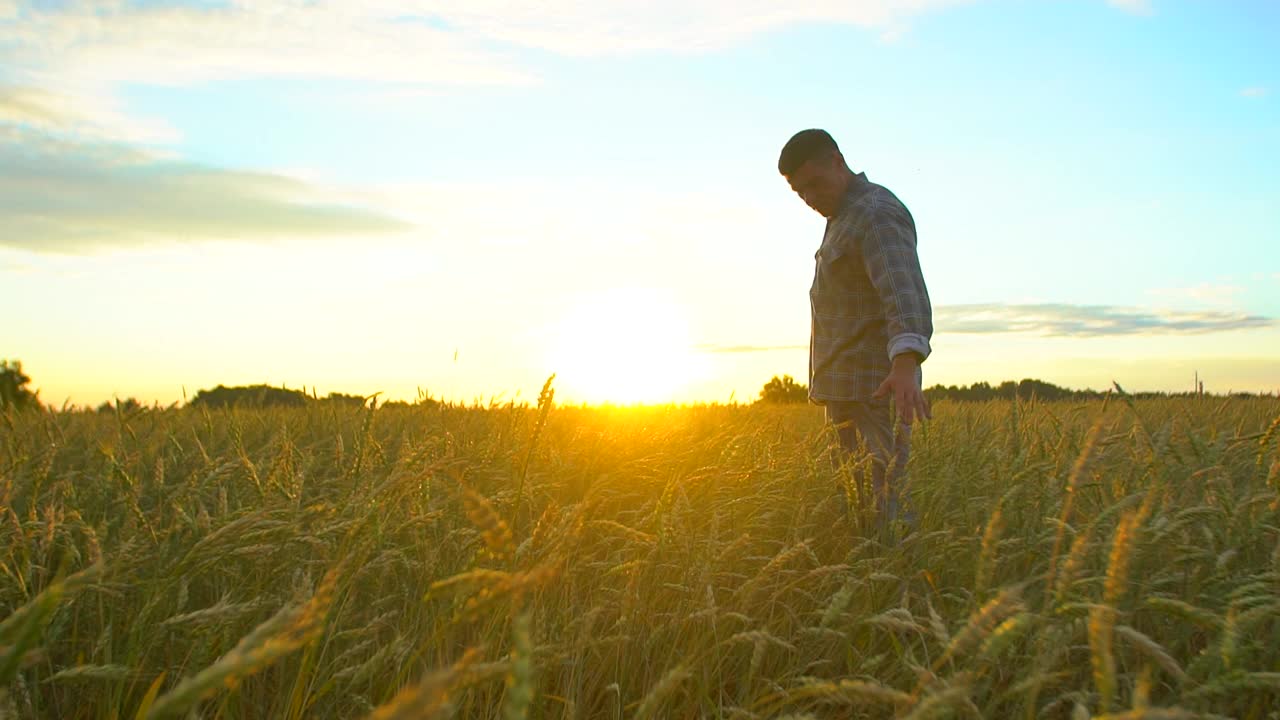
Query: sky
1 0 1277 406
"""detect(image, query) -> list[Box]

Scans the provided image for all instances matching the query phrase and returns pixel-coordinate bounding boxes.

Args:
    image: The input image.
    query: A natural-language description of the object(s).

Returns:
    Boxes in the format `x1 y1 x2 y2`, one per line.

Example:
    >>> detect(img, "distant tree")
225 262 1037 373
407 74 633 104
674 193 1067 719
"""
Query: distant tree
924 378 1102 403
190 384 309 408
97 397 144 414
324 392 367 407
1014 378 1075 401
0 359 38 410
758 375 809 404
376 394 440 409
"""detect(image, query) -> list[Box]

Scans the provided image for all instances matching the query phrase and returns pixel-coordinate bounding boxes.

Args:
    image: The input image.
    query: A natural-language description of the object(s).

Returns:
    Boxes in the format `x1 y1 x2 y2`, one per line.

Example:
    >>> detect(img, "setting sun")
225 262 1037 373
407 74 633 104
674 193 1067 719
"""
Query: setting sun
546 288 707 405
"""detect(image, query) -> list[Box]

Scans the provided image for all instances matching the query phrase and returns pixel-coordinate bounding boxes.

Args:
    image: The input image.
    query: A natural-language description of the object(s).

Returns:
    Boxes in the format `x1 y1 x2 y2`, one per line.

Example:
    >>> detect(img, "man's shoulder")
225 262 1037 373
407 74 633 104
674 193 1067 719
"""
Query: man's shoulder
834 183 903 228
848 183 913 231
853 182 906 212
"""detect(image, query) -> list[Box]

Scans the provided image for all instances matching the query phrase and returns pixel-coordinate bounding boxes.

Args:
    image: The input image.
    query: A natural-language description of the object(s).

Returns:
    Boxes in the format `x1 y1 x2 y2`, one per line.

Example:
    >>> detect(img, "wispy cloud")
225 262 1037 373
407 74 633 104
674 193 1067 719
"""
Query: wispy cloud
696 302 1274 352
1241 87 1269 98
2 1 1155 98
0 0 979 195
938 303 1272 336
0 83 179 144
0 0 1146 154
0 0 1174 255
1106 0 1154 16
0 125 410 254
0 2 529 92
0 1 970 91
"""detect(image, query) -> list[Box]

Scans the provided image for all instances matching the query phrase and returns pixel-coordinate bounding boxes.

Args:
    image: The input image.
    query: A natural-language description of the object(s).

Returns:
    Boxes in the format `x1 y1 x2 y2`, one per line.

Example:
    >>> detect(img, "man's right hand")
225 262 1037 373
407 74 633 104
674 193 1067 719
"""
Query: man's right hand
872 353 931 425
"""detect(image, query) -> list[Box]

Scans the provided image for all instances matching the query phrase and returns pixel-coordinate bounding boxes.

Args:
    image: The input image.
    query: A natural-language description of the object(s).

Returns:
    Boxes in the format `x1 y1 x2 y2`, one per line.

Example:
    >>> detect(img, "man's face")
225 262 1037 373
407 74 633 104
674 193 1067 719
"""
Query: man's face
784 151 848 218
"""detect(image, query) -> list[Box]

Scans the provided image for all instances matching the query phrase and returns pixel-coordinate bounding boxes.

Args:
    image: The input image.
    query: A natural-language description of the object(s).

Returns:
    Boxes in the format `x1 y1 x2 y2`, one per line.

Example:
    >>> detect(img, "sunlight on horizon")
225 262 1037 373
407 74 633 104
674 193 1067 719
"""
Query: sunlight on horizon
545 287 710 405
2 2 1276 406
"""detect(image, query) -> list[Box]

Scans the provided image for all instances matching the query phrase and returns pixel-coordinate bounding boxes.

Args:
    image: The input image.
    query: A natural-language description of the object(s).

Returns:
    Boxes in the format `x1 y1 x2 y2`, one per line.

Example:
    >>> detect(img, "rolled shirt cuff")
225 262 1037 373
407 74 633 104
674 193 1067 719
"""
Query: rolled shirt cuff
887 333 932 363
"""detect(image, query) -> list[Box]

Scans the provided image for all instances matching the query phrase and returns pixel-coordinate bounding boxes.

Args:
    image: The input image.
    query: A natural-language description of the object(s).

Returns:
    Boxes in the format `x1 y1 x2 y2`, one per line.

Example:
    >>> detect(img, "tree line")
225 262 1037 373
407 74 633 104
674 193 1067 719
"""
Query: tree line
756 374 1268 404
0 360 440 412
0 360 1268 411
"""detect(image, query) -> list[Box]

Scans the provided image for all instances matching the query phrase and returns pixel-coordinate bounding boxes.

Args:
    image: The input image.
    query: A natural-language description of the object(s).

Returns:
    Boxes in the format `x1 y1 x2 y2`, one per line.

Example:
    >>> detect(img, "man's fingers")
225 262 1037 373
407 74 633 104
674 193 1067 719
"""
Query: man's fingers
900 388 928 425
876 374 931 424
897 388 913 425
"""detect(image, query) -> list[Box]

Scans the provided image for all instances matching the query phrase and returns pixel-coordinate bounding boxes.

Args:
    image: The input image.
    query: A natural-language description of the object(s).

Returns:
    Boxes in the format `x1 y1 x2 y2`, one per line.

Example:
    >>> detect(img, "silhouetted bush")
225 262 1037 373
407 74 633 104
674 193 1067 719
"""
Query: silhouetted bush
97 398 144 413
758 375 809 404
1 360 39 410
190 384 309 408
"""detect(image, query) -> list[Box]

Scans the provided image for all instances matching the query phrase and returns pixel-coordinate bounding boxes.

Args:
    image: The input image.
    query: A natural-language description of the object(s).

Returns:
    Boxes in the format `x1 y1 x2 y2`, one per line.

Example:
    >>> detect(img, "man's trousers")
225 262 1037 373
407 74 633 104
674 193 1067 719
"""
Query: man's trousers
824 400 912 526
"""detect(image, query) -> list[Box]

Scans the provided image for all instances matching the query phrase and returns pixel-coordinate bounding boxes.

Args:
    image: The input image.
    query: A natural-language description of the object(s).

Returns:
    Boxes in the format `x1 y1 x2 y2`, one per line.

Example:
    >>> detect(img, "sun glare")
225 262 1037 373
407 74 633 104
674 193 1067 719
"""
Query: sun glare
547 288 706 405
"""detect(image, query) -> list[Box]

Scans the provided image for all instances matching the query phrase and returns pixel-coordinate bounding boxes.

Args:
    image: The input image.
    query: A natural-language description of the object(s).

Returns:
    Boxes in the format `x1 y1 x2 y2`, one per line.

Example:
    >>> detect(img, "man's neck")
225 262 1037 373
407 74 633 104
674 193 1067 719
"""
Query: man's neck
830 172 869 216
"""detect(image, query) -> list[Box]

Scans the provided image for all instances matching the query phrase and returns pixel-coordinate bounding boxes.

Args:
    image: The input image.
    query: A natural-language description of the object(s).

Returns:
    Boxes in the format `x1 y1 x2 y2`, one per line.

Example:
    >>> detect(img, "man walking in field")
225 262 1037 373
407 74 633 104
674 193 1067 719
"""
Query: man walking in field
778 129 933 531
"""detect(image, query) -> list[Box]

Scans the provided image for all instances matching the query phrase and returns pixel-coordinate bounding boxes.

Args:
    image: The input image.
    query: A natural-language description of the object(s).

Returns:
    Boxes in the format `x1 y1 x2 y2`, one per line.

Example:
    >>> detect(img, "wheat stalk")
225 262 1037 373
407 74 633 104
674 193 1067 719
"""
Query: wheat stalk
362 648 482 720
501 612 534 720
633 664 690 720
145 565 340 719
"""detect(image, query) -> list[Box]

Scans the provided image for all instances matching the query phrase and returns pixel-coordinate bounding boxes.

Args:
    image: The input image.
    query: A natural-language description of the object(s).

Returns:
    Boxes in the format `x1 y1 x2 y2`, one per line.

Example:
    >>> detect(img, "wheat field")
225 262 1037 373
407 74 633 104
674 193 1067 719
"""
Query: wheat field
2 389 1278 719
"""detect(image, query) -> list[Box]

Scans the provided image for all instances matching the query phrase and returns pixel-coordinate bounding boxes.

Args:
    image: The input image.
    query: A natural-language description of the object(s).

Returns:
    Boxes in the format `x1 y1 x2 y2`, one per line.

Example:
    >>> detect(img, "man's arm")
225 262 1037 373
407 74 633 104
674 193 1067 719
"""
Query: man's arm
862 203 934 423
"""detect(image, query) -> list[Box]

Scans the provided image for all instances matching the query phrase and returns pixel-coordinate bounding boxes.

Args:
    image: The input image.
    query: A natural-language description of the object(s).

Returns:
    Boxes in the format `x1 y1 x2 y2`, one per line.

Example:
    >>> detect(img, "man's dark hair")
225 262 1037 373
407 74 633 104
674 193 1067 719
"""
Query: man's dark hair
778 128 840 176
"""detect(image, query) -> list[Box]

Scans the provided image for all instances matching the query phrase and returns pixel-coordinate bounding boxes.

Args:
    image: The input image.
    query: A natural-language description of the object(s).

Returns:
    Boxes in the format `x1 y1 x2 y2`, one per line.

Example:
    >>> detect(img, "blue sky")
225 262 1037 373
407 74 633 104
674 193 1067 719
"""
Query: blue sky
1 0 1277 405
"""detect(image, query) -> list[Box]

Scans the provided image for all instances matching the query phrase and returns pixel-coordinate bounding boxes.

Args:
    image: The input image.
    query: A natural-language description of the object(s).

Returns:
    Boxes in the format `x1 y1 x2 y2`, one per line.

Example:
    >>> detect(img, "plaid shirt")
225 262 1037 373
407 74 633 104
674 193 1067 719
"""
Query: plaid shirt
809 173 933 405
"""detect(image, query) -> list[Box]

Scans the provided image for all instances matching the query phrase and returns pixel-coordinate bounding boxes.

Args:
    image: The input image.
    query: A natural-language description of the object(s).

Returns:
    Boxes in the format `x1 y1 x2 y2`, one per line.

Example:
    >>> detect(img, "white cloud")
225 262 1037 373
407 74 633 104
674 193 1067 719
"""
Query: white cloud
1241 87 1268 98
697 302 1275 351
0 1 978 151
1106 0 1153 15
0 125 410 253
937 303 1271 336
0 0 1156 255
1 2 529 92
0 83 179 144
3 1 1161 96
0 1 902 104
0 0 971 98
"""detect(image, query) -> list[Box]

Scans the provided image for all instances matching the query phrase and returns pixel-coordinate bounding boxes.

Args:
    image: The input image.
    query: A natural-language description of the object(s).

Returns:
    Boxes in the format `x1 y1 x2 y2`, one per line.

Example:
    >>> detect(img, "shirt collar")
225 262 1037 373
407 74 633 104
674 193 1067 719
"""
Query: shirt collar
826 172 871 222
844 172 871 202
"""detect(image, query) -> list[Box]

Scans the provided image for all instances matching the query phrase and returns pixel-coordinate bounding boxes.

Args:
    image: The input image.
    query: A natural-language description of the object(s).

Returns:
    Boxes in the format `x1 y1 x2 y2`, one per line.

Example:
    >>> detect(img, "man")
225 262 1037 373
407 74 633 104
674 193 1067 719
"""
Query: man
778 128 933 529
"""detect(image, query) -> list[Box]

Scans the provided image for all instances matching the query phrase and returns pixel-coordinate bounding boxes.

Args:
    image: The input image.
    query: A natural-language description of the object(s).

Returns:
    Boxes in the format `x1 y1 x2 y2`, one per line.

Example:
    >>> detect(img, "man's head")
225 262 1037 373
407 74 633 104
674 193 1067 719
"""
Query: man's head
778 128 853 218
